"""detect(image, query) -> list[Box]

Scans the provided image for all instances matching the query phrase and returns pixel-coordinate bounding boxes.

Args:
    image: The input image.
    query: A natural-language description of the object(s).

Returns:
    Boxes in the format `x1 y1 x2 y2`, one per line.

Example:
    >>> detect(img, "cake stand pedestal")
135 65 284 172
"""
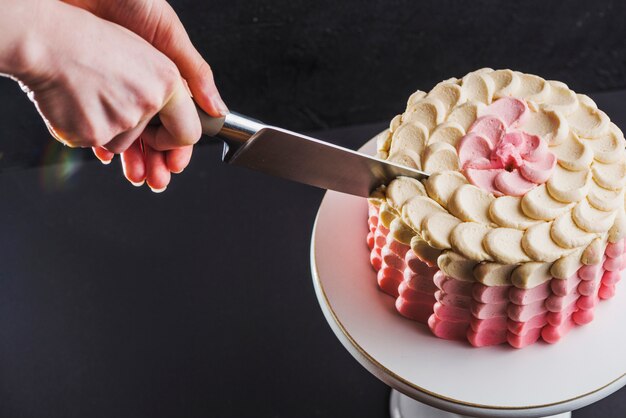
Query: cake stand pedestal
388 390 570 418
310 140 626 418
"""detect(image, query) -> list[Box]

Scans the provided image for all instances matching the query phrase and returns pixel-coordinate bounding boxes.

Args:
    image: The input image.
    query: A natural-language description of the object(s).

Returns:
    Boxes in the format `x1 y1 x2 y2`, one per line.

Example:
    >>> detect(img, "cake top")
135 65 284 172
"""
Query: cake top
374 69 626 287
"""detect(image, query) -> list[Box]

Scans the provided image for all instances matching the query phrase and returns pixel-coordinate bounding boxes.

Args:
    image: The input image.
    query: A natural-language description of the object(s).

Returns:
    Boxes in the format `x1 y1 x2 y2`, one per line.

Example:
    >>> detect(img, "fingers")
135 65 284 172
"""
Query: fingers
120 139 146 186
102 119 150 154
134 1 228 117
92 146 114 164
135 143 191 192
166 145 193 174
144 143 171 192
96 128 192 192
170 41 228 117
180 55 228 118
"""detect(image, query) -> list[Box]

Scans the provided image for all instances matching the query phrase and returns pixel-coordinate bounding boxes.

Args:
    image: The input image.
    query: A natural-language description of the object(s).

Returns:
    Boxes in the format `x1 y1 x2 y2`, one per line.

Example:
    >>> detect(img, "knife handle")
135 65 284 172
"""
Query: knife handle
151 105 266 159
199 107 267 161
205 111 265 143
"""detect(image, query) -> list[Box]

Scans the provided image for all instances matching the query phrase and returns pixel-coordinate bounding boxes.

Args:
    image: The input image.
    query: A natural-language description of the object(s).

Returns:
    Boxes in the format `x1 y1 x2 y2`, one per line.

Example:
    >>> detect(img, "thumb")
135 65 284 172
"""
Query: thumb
142 80 202 151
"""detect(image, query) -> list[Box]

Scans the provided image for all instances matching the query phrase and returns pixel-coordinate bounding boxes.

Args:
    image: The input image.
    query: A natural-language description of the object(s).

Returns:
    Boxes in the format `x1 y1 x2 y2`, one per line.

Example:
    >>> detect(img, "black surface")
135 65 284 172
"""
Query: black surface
1 91 626 417
173 0 626 130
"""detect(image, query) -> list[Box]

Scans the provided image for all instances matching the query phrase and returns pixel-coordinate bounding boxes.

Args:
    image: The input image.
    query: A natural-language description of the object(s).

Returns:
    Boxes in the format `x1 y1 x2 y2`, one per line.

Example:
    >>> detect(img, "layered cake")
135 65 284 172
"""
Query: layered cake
367 68 626 348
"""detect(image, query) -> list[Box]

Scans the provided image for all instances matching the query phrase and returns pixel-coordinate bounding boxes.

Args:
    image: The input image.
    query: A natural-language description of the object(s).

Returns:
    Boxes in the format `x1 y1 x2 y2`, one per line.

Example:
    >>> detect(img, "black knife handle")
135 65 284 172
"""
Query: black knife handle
149 105 266 160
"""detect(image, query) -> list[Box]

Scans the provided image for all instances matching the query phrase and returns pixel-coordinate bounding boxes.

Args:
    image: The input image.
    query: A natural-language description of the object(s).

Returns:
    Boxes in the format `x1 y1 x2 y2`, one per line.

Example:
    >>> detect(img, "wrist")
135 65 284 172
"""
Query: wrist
0 0 53 82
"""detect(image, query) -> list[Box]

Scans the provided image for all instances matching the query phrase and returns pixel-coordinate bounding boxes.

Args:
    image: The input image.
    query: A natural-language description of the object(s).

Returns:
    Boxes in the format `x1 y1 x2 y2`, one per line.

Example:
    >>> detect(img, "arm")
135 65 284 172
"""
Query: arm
0 0 44 78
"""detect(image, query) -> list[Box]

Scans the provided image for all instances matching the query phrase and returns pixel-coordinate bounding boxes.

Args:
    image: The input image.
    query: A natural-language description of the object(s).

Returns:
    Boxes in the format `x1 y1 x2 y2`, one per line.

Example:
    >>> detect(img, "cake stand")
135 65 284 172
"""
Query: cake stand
309 139 626 418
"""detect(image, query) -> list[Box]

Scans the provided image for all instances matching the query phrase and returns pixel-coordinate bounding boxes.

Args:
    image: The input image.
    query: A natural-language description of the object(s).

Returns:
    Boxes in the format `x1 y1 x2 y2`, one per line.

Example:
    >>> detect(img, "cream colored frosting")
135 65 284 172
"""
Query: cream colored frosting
389 217 415 245
373 69 626 289
475 263 516 286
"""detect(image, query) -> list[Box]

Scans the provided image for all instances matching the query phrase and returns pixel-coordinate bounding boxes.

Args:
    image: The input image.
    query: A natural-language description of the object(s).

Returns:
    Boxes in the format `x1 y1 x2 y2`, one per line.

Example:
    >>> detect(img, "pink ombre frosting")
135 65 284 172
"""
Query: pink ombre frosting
367 202 626 348
369 69 626 348
457 97 557 196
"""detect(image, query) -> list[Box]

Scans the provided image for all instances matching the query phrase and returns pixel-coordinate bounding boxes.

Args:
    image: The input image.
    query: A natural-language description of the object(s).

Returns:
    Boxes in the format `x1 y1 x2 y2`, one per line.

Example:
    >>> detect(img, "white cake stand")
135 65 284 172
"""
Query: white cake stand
309 139 626 418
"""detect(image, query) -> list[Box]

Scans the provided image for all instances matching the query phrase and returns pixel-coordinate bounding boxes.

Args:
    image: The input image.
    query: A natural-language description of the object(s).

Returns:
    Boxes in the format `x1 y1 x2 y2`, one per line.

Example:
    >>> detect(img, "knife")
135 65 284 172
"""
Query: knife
191 107 430 197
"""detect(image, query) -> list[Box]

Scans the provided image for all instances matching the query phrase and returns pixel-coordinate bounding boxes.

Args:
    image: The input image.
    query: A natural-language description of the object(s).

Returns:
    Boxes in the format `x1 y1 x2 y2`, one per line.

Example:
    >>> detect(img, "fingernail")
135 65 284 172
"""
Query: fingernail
100 159 112 165
211 94 229 116
150 186 167 193
130 180 145 187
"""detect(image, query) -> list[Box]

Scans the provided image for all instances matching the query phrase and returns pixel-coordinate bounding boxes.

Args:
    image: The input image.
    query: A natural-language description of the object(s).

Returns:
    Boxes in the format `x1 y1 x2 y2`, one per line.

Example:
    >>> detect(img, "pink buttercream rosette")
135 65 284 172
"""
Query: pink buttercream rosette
457 97 556 196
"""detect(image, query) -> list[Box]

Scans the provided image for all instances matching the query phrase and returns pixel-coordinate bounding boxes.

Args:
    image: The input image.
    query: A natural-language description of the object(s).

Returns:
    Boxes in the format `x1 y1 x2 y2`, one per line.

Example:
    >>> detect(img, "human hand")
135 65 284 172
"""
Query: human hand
62 0 227 191
16 1 202 191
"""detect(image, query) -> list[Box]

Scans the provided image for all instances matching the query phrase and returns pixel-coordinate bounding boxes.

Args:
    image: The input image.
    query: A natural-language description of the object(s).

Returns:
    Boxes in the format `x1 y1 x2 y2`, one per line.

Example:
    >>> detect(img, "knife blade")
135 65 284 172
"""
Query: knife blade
195 108 430 197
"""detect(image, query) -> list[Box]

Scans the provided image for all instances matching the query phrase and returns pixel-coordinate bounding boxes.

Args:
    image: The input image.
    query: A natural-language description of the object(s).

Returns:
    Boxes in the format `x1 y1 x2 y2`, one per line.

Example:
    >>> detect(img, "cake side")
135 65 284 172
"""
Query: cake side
367 69 626 347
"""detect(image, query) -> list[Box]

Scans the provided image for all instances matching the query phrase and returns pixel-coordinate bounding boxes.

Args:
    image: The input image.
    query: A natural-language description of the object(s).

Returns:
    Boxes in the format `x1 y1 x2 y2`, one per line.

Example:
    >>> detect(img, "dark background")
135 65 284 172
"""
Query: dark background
1 1 626 417
2 0 626 171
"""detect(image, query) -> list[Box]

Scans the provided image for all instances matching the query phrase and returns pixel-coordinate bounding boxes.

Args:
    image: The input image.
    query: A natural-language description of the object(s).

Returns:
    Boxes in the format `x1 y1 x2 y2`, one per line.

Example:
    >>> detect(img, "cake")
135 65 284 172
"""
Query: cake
367 69 626 348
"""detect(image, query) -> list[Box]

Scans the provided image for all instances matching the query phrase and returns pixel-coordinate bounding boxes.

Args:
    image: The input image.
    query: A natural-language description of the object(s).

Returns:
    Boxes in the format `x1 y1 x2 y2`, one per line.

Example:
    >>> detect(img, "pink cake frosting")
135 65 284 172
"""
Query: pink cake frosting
458 97 557 196
368 202 625 348
368 69 626 348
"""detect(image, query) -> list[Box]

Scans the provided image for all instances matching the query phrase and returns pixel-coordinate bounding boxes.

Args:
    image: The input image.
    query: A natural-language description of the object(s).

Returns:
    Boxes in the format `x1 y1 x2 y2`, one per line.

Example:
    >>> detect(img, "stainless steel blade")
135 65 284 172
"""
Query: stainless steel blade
224 126 429 197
